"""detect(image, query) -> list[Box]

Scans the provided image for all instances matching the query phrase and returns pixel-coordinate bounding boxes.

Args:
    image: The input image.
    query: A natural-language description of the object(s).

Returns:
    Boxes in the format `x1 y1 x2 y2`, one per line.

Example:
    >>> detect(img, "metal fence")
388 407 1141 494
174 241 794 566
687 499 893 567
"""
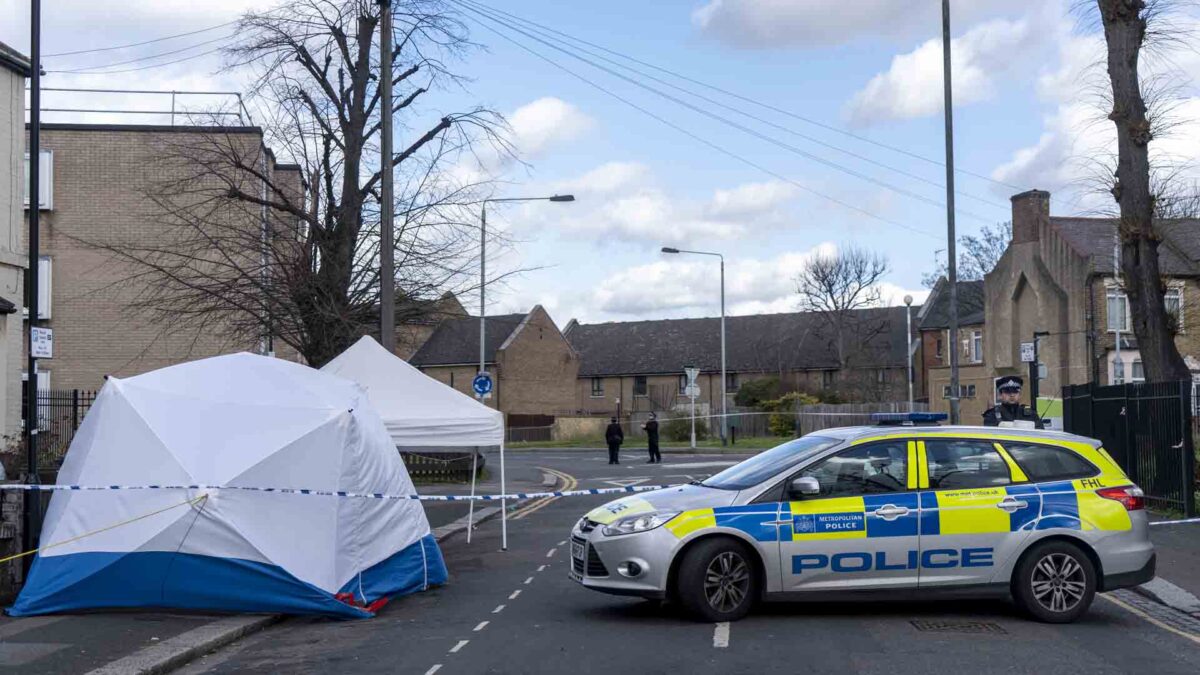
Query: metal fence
1062 381 1196 517
399 451 482 483
20 389 97 471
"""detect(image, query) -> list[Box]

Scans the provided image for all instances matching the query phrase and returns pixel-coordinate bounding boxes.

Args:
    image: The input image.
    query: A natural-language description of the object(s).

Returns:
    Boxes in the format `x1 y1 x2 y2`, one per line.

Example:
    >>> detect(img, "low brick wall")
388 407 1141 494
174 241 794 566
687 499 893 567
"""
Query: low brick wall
0 481 24 601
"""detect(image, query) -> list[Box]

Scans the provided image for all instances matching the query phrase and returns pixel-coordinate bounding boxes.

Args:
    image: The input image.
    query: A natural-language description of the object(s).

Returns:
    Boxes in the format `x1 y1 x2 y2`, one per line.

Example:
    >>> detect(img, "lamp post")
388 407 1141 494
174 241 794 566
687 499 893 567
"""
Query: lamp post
479 194 573 552
661 247 726 446
904 295 914 409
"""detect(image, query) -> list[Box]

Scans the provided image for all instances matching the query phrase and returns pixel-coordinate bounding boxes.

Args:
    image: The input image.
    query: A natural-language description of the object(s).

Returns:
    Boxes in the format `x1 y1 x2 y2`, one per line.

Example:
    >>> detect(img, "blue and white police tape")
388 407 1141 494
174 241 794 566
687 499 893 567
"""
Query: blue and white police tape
0 482 675 502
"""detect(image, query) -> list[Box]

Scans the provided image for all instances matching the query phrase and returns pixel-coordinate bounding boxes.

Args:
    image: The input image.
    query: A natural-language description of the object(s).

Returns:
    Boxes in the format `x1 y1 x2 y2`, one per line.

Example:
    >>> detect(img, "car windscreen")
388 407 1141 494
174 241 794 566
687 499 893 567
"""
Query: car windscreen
700 436 842 490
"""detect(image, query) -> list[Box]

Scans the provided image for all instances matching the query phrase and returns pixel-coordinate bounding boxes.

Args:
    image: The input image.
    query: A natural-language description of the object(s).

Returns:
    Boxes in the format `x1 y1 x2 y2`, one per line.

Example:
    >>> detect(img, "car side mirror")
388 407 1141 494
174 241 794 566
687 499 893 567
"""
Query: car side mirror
789 477 821 498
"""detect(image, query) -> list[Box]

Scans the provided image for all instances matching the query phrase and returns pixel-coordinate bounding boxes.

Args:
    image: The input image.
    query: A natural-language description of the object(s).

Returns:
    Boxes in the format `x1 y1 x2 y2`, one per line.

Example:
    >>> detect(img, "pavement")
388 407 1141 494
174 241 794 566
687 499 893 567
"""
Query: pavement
3 448 1199 674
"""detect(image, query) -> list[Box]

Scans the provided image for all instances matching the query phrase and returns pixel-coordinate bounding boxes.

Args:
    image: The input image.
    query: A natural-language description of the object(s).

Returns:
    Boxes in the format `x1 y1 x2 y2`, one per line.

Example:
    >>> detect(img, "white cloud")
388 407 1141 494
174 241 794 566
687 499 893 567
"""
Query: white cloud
691 0 1040 49
589 243 927 318
508 97 594 158
844 17 1047 127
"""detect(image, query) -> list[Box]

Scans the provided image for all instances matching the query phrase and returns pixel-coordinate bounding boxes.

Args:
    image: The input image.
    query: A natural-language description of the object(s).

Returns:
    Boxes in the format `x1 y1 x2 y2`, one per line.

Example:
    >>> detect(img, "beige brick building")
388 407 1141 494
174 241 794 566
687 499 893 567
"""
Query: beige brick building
23 124 300 391
0 44 28 441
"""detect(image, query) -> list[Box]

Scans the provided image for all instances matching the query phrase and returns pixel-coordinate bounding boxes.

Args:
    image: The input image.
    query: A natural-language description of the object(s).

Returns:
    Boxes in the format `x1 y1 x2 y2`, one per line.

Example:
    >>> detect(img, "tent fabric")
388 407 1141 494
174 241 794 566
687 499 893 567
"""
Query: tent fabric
321 336 504 447
9 353 447 618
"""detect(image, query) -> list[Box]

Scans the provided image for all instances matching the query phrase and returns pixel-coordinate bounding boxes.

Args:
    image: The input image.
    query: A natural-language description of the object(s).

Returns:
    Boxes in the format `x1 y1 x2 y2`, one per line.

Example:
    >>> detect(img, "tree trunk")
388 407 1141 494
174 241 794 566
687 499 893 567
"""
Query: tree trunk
1098 0 1191 382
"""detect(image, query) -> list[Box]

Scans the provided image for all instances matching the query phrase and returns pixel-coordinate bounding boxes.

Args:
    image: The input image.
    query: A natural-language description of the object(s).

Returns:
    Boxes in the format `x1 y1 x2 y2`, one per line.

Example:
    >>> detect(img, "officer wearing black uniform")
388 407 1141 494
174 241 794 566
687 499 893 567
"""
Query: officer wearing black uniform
982 376 1043 428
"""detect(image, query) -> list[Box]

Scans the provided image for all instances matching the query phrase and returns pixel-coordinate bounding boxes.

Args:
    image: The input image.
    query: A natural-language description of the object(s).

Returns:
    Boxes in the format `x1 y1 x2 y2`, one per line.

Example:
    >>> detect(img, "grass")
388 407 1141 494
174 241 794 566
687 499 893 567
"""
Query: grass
506 436 788 451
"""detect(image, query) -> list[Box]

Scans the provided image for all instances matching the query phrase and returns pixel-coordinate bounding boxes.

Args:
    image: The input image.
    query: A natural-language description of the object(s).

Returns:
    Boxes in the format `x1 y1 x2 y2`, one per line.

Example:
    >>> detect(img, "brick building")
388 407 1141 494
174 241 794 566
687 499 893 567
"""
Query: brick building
0 43 28 441
919 280 990 421
22 124 300 391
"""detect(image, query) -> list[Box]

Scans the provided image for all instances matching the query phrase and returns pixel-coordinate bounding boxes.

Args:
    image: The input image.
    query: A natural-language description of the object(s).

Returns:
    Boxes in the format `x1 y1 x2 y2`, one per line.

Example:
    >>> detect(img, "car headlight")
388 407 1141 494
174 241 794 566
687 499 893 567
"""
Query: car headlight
601 512 679 537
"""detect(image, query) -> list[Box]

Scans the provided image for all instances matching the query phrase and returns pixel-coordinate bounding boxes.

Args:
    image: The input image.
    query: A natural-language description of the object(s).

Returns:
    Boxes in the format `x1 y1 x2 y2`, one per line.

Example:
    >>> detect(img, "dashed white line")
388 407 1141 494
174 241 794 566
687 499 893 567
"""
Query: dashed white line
493 604 506 614
524 576 534 585
509 590 521 600
713 622 730 648
558 540 567 546
450 640 469 654
424 665 442 675
537 565 547 572
546 548 557 558
474 621 489 632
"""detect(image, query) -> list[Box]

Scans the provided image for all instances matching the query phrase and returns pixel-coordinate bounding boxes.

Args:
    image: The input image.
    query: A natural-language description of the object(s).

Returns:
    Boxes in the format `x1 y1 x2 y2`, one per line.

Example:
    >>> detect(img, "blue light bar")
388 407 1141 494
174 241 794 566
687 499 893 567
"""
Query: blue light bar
871 412 949 426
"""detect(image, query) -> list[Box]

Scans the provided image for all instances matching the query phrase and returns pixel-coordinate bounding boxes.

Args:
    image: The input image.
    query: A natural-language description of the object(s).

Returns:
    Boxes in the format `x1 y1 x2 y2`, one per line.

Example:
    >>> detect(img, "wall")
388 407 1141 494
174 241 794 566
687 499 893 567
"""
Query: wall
0 66 24 439
495 306 579 416
1091 276 1200 383
419 364 484 401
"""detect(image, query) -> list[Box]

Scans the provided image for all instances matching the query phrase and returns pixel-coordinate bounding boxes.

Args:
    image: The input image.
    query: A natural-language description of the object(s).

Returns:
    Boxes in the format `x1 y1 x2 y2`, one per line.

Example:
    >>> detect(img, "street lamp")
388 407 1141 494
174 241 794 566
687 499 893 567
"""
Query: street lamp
479 193 573 552
661 247 727 446
903 295 914 410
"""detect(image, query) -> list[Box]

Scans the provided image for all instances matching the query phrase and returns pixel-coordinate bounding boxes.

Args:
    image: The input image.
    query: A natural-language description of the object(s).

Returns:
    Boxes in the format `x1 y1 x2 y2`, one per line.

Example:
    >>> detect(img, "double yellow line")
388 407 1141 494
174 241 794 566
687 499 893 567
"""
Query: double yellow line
510 467 577 521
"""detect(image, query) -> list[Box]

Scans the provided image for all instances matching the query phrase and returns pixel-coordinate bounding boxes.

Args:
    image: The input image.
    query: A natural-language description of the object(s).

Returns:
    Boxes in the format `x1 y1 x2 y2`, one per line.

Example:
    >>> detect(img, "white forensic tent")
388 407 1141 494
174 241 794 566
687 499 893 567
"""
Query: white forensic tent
10 353 446 618
321 336 503 447
322 336 508 547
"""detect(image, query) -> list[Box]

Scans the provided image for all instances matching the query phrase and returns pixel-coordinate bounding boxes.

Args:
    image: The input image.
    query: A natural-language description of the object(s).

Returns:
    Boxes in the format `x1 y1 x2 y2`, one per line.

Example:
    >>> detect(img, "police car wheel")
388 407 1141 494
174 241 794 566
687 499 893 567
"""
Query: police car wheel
677 538 758 622
1013 541 1096 623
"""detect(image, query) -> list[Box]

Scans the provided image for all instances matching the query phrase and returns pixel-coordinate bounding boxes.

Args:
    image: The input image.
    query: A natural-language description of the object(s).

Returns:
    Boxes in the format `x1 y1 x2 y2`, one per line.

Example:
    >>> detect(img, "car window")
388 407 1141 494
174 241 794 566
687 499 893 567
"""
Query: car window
924 439 1012 489
796 441 908 498
1002 442 1098 481
702 435 842 490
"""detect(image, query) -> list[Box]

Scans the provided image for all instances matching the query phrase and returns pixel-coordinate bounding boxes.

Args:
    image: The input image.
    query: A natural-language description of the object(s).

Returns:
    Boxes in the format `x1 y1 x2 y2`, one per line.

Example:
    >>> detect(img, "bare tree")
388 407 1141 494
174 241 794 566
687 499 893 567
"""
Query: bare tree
1089 0 1192 381
795 246 890 371
922 221 1012 288
82 0 511 367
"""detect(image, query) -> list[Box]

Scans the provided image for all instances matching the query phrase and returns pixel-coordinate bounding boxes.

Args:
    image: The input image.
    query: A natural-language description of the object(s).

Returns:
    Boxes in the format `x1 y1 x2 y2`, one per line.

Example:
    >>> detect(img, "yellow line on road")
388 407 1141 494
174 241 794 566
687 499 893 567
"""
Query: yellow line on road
1100 593 1200 647
510 467 577 521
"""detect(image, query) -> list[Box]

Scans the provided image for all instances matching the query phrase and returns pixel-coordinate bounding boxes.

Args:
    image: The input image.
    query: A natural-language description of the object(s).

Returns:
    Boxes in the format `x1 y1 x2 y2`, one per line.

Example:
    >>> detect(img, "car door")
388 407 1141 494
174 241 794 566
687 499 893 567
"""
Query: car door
778 439 921 592
916 437 1037 588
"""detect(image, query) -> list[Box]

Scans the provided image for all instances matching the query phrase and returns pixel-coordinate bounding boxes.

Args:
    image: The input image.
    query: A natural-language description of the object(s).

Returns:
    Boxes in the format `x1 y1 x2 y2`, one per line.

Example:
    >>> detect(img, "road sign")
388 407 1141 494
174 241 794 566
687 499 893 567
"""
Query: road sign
684 367 699 385
31 327 52 359
1020 342 1036 363
685 384 700 398
472 372 493 397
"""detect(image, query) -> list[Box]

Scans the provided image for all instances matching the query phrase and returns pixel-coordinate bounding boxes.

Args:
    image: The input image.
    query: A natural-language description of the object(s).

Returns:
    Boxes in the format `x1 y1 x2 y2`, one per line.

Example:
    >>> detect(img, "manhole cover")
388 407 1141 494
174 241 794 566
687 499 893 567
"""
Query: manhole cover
910 619 1007 634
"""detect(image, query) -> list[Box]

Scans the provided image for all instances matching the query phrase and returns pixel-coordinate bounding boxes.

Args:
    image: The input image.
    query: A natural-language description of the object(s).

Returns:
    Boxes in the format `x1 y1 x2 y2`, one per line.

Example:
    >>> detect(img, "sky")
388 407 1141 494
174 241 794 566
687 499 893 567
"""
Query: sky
4 0 1200 328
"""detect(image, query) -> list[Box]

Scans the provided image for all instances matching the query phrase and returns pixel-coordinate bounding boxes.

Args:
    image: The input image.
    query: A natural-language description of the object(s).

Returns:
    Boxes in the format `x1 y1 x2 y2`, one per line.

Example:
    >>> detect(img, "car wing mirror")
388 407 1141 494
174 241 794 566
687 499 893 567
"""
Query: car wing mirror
789 477 821 498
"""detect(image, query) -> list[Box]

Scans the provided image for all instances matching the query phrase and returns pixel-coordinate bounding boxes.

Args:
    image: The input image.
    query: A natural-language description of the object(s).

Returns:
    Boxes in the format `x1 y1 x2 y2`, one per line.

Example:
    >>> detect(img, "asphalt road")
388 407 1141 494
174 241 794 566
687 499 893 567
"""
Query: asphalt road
177 450 1200 675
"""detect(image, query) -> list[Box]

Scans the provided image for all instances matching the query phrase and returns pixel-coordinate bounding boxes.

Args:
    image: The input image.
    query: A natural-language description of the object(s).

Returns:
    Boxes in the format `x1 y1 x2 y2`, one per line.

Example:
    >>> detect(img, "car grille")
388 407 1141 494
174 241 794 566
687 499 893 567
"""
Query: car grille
571 535 609 577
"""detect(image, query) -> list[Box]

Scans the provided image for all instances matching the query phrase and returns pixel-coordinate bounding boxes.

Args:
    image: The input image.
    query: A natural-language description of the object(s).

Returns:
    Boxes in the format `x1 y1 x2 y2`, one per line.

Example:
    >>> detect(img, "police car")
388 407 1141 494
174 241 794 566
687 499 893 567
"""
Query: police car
569 414 1154 623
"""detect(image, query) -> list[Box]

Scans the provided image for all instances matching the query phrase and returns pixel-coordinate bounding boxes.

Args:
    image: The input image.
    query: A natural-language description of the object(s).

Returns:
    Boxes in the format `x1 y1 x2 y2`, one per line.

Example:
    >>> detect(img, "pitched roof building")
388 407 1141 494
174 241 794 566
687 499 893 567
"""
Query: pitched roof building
0 42 29 438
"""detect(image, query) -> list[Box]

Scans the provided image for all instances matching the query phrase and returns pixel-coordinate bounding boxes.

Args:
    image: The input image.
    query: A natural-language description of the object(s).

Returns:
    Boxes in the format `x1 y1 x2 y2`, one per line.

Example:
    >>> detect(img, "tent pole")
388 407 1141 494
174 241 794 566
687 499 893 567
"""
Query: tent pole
500 440 507 551
466 447 478 543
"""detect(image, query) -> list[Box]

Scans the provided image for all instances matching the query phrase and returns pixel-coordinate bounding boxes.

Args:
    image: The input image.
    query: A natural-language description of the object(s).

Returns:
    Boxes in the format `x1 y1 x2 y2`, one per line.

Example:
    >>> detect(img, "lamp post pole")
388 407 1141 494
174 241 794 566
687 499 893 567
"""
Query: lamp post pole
942 0 961 425
24 0 43 570
378 0 395 352
904 295 914 409
479 194 574 552
661 247 726 444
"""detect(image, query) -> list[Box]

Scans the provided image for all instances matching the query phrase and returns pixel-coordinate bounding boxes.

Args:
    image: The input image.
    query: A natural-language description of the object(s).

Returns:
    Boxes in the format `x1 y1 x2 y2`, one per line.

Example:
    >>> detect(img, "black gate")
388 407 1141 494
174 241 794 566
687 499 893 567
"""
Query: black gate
19 389 98 472
1062 381 1196 517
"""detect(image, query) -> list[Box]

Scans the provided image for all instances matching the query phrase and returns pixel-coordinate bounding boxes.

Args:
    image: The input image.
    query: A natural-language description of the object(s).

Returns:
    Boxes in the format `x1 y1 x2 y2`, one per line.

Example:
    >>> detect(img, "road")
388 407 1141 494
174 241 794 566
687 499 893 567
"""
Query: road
178 449 1200 675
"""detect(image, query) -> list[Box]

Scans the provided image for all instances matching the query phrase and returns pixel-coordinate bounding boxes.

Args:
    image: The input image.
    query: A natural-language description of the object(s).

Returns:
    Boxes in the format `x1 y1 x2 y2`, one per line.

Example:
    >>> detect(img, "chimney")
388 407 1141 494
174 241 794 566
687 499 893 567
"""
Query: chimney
1010 190 1050 244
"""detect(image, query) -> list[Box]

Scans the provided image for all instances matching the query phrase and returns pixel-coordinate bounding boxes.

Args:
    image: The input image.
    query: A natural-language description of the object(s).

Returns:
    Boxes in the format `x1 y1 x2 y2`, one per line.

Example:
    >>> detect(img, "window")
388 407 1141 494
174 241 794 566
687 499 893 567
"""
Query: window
21 257 51 320
1166 287 1183 331
1131 359 1144 383
965 384 976 398
678 375 689 395
935 337 944 359
970 330 983 363
702 435 842 490
876 369 887 384
449 372 454 388
590 377 604 397
797 441 908 497
942 384 975 399
1002 443 1098 481
1107 288 1129 331
822 370 835 388
924 439 1012 489
633 375 648 397
942 385 952 399
726 372 739 391
23 150 53 210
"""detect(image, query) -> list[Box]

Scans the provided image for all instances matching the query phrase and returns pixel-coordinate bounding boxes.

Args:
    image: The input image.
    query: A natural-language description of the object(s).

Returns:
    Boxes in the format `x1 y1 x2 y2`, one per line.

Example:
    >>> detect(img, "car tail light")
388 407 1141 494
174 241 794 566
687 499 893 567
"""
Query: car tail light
1097 486 1144 511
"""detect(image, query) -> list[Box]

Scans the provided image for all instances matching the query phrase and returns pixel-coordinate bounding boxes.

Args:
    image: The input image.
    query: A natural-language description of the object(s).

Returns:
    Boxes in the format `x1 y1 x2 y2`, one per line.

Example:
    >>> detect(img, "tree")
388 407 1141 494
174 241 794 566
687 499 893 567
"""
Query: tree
83 0 508 367
794 245 890 371
1091 0 1191 381
921 221 1011 288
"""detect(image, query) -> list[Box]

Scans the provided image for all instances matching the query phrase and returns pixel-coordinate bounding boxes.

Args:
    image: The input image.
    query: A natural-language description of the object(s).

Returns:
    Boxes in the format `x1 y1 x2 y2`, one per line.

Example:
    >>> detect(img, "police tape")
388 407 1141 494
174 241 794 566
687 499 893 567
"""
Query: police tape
0 482 675 502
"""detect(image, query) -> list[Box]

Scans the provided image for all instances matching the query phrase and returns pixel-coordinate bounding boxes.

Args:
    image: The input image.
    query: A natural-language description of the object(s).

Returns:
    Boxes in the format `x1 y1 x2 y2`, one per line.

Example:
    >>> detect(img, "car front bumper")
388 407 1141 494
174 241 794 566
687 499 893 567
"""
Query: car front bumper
569 522 679 599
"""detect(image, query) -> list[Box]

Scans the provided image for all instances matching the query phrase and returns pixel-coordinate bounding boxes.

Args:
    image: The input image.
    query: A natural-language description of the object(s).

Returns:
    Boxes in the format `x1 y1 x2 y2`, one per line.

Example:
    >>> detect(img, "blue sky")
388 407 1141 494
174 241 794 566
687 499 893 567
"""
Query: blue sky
4 0 1199 326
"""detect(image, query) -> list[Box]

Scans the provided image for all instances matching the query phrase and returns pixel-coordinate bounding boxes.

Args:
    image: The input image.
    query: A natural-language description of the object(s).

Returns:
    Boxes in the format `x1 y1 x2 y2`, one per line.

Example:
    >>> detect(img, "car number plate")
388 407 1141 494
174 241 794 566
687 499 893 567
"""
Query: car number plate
571 541 585 561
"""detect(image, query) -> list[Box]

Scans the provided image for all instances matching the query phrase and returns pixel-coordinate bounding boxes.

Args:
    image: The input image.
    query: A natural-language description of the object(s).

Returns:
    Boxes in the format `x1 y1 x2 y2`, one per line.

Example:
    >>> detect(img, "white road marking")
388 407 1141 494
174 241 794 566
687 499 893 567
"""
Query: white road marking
537 565 547 572
558 540 567 546
603 478 650 487
546 548 557 558
493 604 506 614
713 622 730 648
524 577 534 585
450 640 469 654
424 665 442 675
474 621 489 632
509 590 521 600
667 461 738 469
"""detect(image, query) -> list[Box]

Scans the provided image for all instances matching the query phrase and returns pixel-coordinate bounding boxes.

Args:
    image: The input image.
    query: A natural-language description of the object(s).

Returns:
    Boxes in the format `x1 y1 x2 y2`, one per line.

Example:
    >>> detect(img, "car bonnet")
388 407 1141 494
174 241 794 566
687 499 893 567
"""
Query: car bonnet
583 483 739 525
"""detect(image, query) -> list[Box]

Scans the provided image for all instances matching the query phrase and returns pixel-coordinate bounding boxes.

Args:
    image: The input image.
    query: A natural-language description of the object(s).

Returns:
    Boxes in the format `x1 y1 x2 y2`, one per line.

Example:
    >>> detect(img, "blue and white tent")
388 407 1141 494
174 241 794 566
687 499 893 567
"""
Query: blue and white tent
10 353 447 618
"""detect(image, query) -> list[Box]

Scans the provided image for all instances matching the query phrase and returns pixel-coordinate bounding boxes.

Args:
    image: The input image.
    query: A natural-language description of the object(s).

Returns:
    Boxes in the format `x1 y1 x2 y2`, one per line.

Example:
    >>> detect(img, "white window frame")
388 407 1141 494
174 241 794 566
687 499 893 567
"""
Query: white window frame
21 256 52 320
23 150 54 211
590 377 604 398
970 330 983 363
1106 285 1130 332
1165 285 1184 333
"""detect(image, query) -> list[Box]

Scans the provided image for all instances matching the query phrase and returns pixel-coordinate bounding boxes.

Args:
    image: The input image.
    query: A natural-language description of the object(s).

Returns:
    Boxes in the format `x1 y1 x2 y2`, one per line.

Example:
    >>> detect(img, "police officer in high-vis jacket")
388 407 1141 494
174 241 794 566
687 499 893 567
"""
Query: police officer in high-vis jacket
982 375 1043 428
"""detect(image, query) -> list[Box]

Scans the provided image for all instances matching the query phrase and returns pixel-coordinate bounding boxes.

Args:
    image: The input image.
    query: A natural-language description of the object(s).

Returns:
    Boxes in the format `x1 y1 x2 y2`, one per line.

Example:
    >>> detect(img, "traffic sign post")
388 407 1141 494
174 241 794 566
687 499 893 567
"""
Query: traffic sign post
31 327 53 359
472 372 493 400
684 366 699 449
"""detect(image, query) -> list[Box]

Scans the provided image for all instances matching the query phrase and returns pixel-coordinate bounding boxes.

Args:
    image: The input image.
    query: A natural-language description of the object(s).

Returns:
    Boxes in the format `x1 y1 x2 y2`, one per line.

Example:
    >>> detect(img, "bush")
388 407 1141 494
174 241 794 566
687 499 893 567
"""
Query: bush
761 391 820 437
734 377 781 407
664 416 709 442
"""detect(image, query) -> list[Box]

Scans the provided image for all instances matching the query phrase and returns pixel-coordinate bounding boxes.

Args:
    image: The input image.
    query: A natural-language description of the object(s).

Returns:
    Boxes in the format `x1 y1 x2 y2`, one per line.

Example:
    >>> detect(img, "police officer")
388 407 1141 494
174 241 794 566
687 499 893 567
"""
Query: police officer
641 412 661 464
605 417 624 465
982 376 1043 428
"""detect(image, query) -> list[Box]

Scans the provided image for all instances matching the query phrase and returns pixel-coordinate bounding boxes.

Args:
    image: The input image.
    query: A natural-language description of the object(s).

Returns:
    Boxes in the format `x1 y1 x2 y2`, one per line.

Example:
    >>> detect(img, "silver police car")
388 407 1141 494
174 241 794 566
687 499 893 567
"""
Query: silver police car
569 420 1154 623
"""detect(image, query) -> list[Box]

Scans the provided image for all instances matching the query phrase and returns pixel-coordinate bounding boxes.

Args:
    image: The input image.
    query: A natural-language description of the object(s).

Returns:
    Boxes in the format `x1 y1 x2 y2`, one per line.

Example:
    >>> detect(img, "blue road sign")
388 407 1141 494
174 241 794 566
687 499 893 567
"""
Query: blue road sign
473 373 493 396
